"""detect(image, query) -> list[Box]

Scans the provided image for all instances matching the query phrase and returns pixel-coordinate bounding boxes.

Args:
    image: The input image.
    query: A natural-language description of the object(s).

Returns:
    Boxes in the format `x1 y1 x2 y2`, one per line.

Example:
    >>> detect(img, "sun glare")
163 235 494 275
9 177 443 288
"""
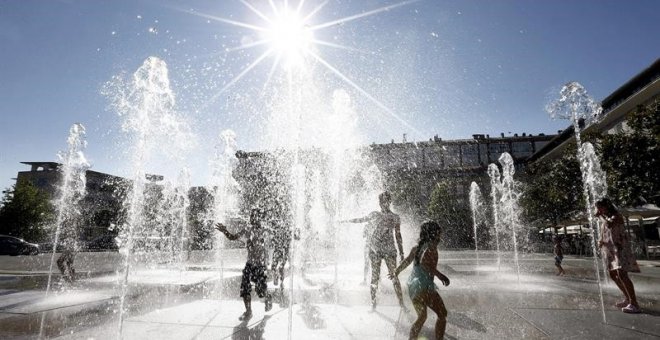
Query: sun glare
179 0 422 134
265 10 313 67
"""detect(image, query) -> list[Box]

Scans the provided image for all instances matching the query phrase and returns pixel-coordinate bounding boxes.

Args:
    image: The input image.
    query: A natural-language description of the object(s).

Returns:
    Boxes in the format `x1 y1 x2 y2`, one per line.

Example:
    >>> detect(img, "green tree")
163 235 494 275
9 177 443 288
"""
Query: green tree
520 146 583 226
427 181 471 248
387 170 428 219
0 181 54 242
599 99 660 206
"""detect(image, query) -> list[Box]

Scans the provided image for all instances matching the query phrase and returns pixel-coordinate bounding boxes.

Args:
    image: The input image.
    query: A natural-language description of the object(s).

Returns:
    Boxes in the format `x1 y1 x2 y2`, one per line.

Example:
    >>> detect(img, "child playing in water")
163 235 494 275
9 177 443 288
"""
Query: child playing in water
390 221 450 339
341 191 406 310
216 208 273 321
596 198 641 313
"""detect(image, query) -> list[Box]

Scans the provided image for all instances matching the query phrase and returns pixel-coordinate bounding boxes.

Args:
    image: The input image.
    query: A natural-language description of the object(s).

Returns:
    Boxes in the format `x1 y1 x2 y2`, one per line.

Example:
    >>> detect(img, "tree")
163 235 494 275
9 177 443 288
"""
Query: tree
520 146 583 227
599 99 660 206
0 181 54 242
427 181 471 248
387 170 428 219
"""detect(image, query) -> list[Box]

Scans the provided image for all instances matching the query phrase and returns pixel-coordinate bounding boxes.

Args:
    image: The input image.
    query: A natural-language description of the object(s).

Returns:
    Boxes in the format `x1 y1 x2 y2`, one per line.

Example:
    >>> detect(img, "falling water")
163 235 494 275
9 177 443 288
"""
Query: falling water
207 129 240 297
39 123 89 339
104 56 194 336
487 164 502 270
547 81 607 323
174 169 191 272
469 182 484 272
498 153 521 282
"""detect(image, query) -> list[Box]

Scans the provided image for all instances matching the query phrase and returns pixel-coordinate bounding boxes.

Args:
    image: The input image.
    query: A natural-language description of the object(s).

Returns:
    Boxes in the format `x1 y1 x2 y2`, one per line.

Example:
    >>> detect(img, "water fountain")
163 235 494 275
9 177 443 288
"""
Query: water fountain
487 164 503 270
4 1 648 339
39 123 90 339
498 152 522 282
547 81 608 323
469 182 485 272
206 129 240 298
104 56 196 336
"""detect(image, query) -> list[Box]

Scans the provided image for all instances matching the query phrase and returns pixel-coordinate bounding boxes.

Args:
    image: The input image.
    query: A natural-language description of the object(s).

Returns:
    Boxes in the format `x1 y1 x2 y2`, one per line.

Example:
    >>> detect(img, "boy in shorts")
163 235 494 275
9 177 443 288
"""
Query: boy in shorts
216 208 273 321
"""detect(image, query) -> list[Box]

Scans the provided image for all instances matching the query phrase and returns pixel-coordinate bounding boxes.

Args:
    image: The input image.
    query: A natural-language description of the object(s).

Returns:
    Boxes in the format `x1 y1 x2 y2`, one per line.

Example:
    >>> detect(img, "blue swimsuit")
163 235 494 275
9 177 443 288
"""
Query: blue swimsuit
407 250 438 299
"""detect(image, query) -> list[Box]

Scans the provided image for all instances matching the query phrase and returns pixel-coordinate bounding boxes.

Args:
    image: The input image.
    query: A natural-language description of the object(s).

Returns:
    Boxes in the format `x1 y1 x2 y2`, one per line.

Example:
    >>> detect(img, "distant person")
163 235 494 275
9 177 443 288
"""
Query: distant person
271 222 299 289
56 241 76 283
341 191 405 310
56 222 78 283
390 221 450 340
596 198 641 314
216 208 273 321
553 236 565 276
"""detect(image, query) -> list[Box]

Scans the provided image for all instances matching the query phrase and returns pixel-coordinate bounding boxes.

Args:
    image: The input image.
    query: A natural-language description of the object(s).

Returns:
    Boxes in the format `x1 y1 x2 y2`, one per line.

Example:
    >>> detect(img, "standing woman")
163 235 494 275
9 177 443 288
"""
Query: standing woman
390 221 450 339
596 198 641 313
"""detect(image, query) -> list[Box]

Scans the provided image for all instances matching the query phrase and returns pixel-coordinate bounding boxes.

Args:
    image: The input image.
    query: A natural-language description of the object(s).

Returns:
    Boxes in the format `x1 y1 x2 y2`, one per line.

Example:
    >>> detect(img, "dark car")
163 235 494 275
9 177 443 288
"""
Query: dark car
0 235 40 256
85 235 119 251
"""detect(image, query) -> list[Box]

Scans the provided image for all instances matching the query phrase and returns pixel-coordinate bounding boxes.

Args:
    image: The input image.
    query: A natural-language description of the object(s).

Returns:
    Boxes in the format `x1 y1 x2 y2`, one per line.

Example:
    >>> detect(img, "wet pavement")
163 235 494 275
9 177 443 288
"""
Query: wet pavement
0 250 659 339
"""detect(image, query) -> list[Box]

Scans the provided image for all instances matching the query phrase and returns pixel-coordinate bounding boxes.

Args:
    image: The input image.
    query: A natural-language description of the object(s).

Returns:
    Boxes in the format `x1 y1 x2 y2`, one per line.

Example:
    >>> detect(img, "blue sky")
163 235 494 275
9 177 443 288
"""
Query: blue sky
1 0 659 190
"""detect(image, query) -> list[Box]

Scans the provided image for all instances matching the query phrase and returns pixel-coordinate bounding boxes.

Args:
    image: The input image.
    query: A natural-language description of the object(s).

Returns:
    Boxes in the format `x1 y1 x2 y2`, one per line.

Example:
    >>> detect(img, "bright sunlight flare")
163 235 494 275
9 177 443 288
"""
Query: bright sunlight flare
264 9 313 67
178 0 422 134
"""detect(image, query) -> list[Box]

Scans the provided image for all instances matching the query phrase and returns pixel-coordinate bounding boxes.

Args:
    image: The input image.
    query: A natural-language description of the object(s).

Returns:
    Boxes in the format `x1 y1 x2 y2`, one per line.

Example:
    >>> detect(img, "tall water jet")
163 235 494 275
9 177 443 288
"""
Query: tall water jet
207 129 240 297
173 168 191 271
469 182 485 272
498 152 521 282
547 81 607 323
487 164 502 270
45 123 90 292
39 123 89 339
104 56 194 336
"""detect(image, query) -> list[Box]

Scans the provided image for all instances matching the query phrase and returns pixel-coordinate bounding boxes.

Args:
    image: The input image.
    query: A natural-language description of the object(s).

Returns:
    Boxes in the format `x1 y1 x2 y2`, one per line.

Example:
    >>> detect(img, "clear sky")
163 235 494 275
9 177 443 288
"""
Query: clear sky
1 0 659 190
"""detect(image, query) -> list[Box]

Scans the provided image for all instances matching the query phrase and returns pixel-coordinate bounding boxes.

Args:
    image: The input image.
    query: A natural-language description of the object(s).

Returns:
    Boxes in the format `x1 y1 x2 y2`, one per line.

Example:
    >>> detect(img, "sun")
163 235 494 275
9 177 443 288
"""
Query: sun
264 9 313 68
177 0 422 134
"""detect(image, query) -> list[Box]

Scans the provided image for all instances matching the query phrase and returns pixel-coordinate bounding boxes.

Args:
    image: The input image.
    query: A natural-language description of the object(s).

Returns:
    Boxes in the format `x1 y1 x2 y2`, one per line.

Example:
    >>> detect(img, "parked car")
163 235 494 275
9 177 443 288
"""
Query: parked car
0 235 40 256
85 235 119 251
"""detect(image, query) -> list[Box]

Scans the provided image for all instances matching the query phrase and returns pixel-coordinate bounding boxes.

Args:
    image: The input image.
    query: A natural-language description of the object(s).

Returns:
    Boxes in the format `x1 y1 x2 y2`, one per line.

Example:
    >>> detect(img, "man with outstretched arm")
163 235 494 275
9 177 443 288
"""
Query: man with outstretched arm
341 191 405 310
216 208 273 321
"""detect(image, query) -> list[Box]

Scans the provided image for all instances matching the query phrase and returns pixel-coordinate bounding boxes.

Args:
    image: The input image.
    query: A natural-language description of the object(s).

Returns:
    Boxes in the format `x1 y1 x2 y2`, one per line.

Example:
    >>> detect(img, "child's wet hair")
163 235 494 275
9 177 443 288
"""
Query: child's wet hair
414 220 441 264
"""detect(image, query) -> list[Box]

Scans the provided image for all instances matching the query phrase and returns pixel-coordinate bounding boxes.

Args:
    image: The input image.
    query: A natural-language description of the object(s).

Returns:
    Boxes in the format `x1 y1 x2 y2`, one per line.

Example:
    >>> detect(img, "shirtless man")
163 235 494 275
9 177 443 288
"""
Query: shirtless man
216 208 273 321
341 191 405 310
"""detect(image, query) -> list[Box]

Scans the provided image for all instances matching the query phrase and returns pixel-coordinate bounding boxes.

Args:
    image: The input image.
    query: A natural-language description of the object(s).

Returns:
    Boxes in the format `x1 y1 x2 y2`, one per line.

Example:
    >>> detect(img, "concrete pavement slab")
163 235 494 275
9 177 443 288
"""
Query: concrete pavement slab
513 307 660 339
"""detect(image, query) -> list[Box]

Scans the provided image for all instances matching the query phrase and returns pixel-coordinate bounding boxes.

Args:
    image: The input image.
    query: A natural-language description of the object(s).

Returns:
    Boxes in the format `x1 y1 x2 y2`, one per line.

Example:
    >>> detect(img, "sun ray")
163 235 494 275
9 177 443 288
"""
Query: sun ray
201 49 274 110
263 52 283 91
310 0 420 31
302 0 328 24
268 0 280 16
175 7 267 32
295 0 307 15
312 39 372 54
225 39 270 53
308 50 422 136
240 0 273 24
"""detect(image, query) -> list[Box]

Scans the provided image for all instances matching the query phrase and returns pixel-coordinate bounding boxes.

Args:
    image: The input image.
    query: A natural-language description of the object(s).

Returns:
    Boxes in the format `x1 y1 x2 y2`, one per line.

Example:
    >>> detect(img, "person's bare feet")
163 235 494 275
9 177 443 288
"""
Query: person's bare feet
622 304 641 314
615 300 629 308
239 311 253 321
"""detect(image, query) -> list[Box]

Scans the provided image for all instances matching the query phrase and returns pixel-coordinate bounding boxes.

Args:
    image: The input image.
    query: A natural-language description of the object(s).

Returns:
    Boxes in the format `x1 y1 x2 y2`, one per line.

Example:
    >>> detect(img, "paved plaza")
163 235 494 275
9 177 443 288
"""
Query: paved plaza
1 250 659 339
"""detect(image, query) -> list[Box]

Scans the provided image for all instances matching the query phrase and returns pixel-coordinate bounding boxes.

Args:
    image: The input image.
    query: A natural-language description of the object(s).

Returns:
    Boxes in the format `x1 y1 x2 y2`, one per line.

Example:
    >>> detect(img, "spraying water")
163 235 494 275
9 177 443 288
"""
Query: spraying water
498 153 521 282
487 164 502 270
207 129 240 298
469 182 484 272
104 56 194 337
547 81 607 323
39 123 89 339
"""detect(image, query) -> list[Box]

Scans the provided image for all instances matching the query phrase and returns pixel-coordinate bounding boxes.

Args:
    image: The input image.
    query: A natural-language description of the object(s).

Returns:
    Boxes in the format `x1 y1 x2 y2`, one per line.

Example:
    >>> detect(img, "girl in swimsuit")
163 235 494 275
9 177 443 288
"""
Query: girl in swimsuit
390 221 450 339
